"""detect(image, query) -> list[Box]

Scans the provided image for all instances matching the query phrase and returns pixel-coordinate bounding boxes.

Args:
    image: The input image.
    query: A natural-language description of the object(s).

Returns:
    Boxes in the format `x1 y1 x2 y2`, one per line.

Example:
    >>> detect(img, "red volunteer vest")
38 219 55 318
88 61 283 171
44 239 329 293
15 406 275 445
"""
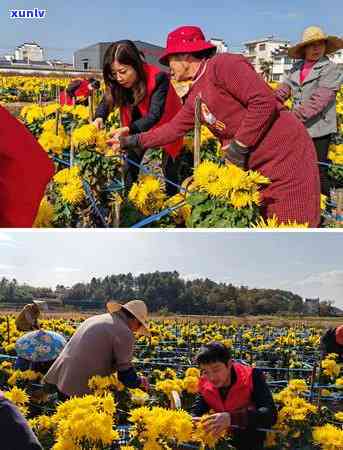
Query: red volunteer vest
120 64 183 158
60 80 90 106
0 106 54 227
198 362 255 413
74 80 91 98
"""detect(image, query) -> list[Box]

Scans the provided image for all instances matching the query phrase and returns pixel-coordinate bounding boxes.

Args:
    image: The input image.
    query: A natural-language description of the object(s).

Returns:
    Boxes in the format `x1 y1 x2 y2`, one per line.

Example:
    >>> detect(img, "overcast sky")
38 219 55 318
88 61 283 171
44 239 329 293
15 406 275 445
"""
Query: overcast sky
0 231 342 308
0 1 341 61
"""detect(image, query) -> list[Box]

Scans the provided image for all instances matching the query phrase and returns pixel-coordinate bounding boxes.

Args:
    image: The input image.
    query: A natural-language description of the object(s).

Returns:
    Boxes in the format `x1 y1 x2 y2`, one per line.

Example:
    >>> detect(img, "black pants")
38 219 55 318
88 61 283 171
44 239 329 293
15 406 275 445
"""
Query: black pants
313 134 331 197
232 429 266 450
125 148 192 197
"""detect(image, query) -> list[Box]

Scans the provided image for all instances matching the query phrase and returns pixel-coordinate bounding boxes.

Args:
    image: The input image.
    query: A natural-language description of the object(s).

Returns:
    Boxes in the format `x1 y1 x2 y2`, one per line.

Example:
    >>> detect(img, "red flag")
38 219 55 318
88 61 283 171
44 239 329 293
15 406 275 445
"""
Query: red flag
0 106 55 227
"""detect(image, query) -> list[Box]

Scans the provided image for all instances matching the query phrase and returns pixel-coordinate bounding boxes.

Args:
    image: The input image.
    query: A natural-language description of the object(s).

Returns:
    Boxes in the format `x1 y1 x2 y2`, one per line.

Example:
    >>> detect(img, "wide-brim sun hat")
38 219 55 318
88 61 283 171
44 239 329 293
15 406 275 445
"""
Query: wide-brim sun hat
159 25 217 66
15 330 67 362
106 300 150 335
288 26 343 59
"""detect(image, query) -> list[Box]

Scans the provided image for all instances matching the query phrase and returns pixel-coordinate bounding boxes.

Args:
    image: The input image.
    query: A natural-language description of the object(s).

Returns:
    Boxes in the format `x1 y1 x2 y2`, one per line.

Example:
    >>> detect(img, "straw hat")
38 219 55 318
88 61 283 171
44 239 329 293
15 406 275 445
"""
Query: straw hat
106 300 150 335
288 26 343 59
32 300 49 312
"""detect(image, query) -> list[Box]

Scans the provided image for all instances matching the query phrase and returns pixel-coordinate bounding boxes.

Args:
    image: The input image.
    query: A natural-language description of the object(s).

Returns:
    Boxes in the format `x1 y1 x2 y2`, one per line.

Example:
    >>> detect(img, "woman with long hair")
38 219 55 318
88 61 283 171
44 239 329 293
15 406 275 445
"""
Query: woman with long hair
93 40 185 195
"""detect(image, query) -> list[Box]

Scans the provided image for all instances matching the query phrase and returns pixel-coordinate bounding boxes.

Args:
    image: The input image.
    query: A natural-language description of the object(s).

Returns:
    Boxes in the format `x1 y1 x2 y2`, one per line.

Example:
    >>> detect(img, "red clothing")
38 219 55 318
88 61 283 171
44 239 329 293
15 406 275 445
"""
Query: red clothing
74 80 91 98
121 64 183 158
198 363 255 413
300 61 316 84
0 106 54 227
59 80 90 106
59 90 73 106
139 54 320 226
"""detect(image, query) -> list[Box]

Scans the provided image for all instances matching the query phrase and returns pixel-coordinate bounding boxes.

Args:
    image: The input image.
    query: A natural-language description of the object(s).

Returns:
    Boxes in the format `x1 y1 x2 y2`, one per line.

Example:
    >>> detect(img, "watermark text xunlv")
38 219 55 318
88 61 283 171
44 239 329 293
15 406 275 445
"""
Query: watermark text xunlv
9 8 47 19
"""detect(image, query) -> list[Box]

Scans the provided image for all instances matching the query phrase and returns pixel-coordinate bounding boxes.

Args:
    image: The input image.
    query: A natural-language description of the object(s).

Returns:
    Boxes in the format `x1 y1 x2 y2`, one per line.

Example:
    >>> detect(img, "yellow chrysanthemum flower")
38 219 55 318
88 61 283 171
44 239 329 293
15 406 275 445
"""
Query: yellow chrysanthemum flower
72 105 90 121
185 367 200 378
38 130 67 155
71 124 97 147
313 423 343 450
42 118 58 132
44 103 60 117
60 179 85 205
183 376 199 394
33 197 54 227
53 166 81 184
328 143 343 165
128 176 166 216
164 194 191 224
253 215 309 228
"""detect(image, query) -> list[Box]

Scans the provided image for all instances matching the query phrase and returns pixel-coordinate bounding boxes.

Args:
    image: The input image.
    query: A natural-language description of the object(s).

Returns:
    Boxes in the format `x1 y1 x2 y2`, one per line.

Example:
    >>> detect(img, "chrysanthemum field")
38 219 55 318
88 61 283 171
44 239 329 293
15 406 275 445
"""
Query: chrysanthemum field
1 75 342 228
0 315 342 449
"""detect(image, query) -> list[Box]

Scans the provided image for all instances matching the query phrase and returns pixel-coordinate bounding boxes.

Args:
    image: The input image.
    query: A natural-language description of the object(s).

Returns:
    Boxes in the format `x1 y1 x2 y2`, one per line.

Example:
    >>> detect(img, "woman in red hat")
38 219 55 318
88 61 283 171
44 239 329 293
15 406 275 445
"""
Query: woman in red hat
111 26 321 227
93 40 185 195
0 106 54 227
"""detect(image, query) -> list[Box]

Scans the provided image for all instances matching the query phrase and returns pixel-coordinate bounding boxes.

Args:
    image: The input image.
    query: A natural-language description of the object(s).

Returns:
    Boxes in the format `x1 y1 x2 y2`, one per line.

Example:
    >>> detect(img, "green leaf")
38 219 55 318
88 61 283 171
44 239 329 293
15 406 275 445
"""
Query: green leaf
187 192 208 207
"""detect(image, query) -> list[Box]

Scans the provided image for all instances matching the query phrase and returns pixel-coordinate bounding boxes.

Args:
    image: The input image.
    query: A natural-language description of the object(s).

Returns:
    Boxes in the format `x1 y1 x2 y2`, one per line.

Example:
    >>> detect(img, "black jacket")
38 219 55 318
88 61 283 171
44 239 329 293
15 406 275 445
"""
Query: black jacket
192 367 278 450
95 71 169 134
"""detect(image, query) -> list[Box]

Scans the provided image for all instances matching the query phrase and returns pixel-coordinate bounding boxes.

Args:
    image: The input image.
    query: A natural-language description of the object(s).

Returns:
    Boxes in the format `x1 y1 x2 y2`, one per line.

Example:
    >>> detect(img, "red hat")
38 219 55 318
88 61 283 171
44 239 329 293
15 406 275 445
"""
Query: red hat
336 325 343 346
159 26 217 66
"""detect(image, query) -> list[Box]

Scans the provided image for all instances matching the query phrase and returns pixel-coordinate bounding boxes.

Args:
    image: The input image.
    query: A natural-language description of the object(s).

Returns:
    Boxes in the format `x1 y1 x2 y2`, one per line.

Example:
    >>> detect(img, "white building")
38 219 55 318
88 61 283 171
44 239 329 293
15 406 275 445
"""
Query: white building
210 38 229 53
244 36 291 79
270 46 294 82
329 49 343 66
15 42 44 62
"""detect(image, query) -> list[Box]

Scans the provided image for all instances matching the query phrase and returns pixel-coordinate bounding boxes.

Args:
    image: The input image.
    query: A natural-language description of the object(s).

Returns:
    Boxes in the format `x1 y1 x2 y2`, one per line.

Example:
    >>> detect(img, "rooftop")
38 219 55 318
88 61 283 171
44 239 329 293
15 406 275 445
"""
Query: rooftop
16 42 43 49
244 37 291 46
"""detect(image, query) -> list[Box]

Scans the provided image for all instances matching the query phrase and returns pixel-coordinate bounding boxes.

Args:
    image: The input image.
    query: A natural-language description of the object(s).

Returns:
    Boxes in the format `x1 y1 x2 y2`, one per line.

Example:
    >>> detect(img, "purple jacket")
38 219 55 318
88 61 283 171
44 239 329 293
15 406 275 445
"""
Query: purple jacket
275 56 342 138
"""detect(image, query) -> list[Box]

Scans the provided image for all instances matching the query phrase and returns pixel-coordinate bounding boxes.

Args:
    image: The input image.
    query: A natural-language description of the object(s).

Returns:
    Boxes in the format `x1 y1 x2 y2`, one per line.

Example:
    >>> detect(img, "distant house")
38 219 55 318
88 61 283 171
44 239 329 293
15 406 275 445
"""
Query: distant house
329 49 343 69
305 298 320 315
74 40 165 71
244 36 291 80
210 38 229 53
270 45 294 82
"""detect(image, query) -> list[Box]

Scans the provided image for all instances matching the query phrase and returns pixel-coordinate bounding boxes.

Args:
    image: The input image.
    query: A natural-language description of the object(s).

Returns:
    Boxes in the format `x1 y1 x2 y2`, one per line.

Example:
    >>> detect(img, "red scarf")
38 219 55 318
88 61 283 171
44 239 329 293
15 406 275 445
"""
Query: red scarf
300 61 316 84
120 64 183 158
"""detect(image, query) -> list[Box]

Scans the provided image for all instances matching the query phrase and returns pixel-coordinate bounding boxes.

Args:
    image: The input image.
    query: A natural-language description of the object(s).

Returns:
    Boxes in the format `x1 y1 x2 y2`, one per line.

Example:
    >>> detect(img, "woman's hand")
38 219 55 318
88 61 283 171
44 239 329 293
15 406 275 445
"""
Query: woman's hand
202 412 231 437
106 127 130 154
109 126 130 139
93 117 104 130
106 136 123 155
